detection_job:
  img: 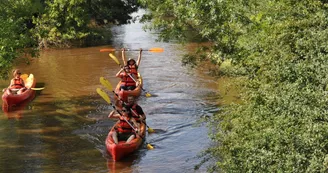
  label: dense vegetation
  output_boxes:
[0,0,140,79]
[139,0,328,172]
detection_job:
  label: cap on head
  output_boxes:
[127,58,136,64]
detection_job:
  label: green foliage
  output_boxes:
[32,0,141,48]
[88,0,140,25]
[140,0,328,172]
[33,0,90,48]
[0,0,39,79]
[0,0,140,79]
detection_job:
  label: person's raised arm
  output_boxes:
[122,48,127,66]
[136,48,142,67]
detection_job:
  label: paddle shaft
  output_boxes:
[99,77,152,131]
[109,53,151,96]
[97,88,145,139]
[121,67,149,94]
[115,108,146,141]
[107,99,145,140]
[100,47,163,53]
[2,87,44,92]
[125,71,150,94]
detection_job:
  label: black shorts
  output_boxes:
[120,85,136,91]
[117,132,135,141]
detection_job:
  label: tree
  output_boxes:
[0,0,40,79]
[0,0,141,79]
[139,0,328,172]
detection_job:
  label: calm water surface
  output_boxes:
[0,10,219,173]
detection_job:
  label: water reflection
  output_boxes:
[0,9,219,173]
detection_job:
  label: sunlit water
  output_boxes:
[0,10,219,173]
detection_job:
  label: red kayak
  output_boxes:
[115,73,143,102]
[2,74,36,112]
[106,120,146,161]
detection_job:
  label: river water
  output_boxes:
[0,10,219,173]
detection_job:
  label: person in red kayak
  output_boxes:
[116,65,138,91]
[108,106,141,144]
[3,69,26,95]
[126,95,146,124]
[122,48,142,78]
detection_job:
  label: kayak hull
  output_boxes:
[106,120,146,161]
[2,74,36,112]
[115,73,143,102]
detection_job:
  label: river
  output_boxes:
[0,10,219,173]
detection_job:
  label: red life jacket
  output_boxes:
[128,64,138,78]
[120,72,136,86]
[116,116,134,133]
[11,78,24,89]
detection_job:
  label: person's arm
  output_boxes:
[108,110,120,119]
[9,79,14,88]
[116,69,124,77]
[136,105,146,120]
[122,48,127,66]
[136,48,142,67]
[131,118,140,133]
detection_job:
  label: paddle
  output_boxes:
[29,87,45,90]
[2,87,45,92]
[96,88,154,149]
[100,77,155,133]
[3,73,45,92]
[109,53,152,97]
[100,47,164,53]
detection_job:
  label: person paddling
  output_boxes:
[3,69,26,95]
[126,95,146,123]
[116,65,138,91]
[108,106,141,144]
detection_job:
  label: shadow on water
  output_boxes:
[0,92,121,172]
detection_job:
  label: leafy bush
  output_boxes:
[139,0,328,172]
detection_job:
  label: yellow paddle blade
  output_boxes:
[147,127,155,133]
[100,77,113,91]
[109,53,121,66]
[96,88,111,104]
[149,48,164,53]
[145,92,152,97]
[20,74,28,80]
[147,143,154,150]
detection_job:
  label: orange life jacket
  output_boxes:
[120,72,136,86]
[128,64,138,78]
[11,78,24,89]
[116,116,134,133]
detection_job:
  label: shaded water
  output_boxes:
[0,10,219,173]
